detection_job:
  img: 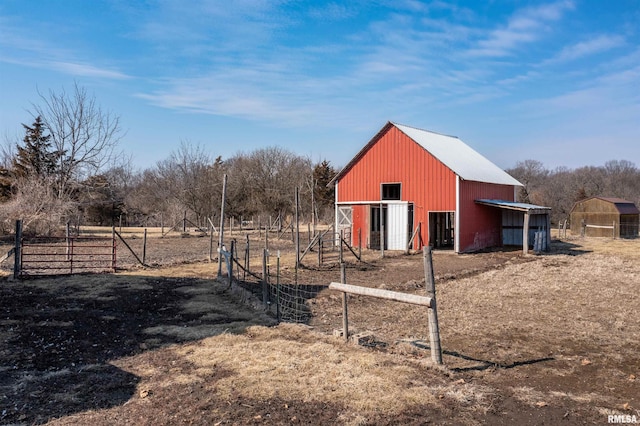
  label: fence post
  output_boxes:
[112,227,117,271]
[423,246,443,365]
[13,220,22,279]
[262,248,269,307]
[276,250,281,323]
[217,174,228,277]
[229,240,235,288]
[244,234,250,281]
[143,228,148,265]
[66,221,71,260]
[341,262,348,342]
[358,228,362,261]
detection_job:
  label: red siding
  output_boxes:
[458,181,514,252]
[338,126,457,249]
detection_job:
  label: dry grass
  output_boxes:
[5,234,640,424]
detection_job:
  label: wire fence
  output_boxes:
[224,231,360,324]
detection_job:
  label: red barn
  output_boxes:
[333,122,548,253]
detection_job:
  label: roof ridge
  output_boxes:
[392,122,459,140]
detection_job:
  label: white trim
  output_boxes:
[455,175,460,253]
[334,182,339,247]
[336,200,409,205]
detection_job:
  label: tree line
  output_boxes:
[2,84,638,235]
[507,159,640,224]
[0,84,337,235]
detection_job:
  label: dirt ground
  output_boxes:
[0,231,638,425]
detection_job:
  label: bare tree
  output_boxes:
[31,82,123,200]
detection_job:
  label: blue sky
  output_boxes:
[1,0,639,171]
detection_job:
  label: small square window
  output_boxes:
[381,183,401,200]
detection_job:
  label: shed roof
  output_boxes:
[576,197,640,215]
[332,122,522,187]
[475,199,551,214]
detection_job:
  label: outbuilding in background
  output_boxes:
[570,197,640,238]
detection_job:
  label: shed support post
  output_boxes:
[523,212,530,255]
[545,214,551,251]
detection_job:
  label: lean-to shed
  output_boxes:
[570,197,640,238]
[332,122,551,253]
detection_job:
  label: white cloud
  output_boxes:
[49,61,131,80]
[551,35,626,63]
[467,0,575,57]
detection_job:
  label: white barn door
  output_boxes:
[386,203,408,250]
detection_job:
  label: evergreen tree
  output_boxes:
[12,116,58,179]
[313,159,337,208]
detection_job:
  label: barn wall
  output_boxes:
[337,126,457,249]
[458,181,515,252]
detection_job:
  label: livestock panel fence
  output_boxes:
[8,220,116,277]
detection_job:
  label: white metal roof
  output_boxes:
[393,123,523,187]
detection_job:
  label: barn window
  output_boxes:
[381,183,401,200]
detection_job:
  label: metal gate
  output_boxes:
[18,235,116,276]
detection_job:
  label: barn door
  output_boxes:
[337,206,352,241]
[386,203,408,250]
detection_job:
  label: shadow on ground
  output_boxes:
[405,340,555,372]
[0,274,274,425]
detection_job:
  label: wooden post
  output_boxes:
[522,212,530,255]
[423,246,443,365]
[318,236,323,267]
[276,250,281,323]
[66,221,71,260]
[545,214,551,251]
[142,228,147,265]
[217,174,228,277]
[358,228,362,261]
[295,187,300,269]
[613,220,616,239]
[13,220,22,279]
[244,234,250,281]
[262,248,269,307]
[339,229,344,263]
[182,211,187,233]
[111,227,116,271]
[228,240,235,287]
[209,222,214,262]
[380,203,384,258]
[341,262,348,342]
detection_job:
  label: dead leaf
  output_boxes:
[454,378,465,385]
[535,401,548,407]
[254,415,262,420]
[139,389,151,398]
[629,374,636,381]
[580,359,591,366]
[623,402,631,411]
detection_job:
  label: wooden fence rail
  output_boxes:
[328,246,443,365]
[328,283,432,307]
